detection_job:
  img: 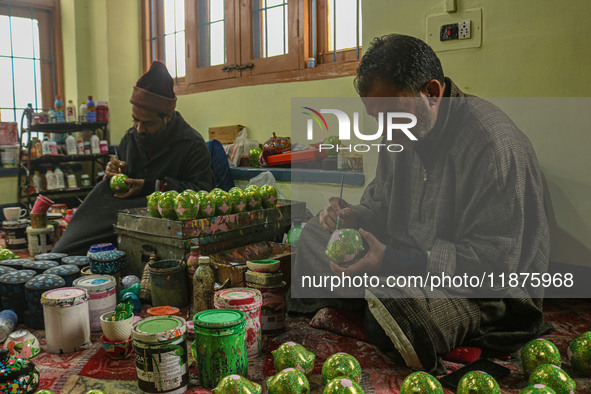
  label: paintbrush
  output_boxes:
[336,174,345,230]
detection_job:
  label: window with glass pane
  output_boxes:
[252,0,288,59]
[198,0,225,67]
[153,0,185,78]
[327,0,362,52]
[0,13,46,124]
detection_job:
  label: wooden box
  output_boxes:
[208,125,244,144]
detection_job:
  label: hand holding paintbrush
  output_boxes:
[319,175,358,232]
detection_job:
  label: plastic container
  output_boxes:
[83,141,91,154]
[45,169,57,190]
[0,310,18,342]
[99,140,109,154]
[132,316,189,393]
[214,287,263,357]
[26,225,54,256]
[149,259,188,308]
[54,167,65,189]
[44,264,81,287]
[86,96,96,122]
[54,95,65,123]
[66,100,77,122]
[0,145,19,167]
[41,287,91,353]
[76,137,84,155]
[2,219,28,251]
[73,274,117,332]
[192,256,214,315]
[96,101,109,123]
[90,132,100,154]
[192,309,248,389]
[247,281,287,336]
[81,174,91,187]
[66,133,77,155]
[78,102,87,123]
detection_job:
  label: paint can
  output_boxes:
[41,287,91,354]
[132,315,188,393]
[73,275,117,332]
[213,288,262,357]
[2,220,28,251]
[149,260,188,308]
[26,225,54,257]
[248,281,288,336]
[192,309,248,389]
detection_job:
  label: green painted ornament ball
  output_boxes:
[196,191,217,218]
[229,187,247,213]
[259,184,279,208]
[244,186,263,211]
[266,368,310,394]
[215,190,233,215]
[518,384,557,394]
[158,190,179,220]
[212,374,262,394]
[210,188,224,196]
[0,249,17,260]
[110,173,129,195]
[147,191,162,217]
[34,391,56,394]
[272,341,315,377]
[457,371,500,394]
[323,377,364,394]
[567,331,591,377]
[325,229,364,265]
[399,371,443,394]
[323,136,341,157]
[249,147,263,167]
[322,353,362,384]
[521,339,562,376]
[528,364,575,394]
[84,391,107,394]
[175,190,199,220]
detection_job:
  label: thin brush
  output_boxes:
[336,174,345,230]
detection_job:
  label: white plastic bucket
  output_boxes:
[26,225,54,256]
[73,275,117,332]
[0,145,19,167]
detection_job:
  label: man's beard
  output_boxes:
[411,99,435,140]
[134,121,170,153]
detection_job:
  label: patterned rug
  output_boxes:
[27,298,591,393]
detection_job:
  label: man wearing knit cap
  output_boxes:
[53,61,214,255]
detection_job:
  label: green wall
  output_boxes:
[3,0,590,268]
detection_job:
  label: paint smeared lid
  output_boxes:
[214,288,262,309]
[41,287,88,307]
[193,309,246,329]
[132,315,186,343]
[73,275,116,292]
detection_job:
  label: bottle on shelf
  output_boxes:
[34,138,42,158]
[65,133,77,155]
[78,101,87,123]
[67,172,77,188]
[83,141,91,154]
[45,168,57,190]
[96,101,109,122]
[99,140,109,154]
[77,137,84,155]
[192,255,215,316]
[86,96,96,122]
[41,134,51,156]
[32,171,43,193]
[80,174,91,187]
[30,137,39,158]
[65,209,73,223]
[66,100,77,122]
[54,95,65,123]
[47,108,57,123]
[90,132,100,154]
[49,140,58,155]
[54,166,65,189]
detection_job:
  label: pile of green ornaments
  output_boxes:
[0,247,18,261]
[146,184,279,221]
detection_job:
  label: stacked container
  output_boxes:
[0,270,36,322]
[73,275,117,332]
[24,273,65,329]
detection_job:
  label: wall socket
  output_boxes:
[427,8,482,52]
[459,20,471,39]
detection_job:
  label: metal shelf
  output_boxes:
[29,153,110,164]
[27,122,108,133]
[30,187,94,197]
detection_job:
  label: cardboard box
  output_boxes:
[0,122,18,145]
[208,125,244,144]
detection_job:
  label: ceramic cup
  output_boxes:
[100,311,134,342]
[3,207,27,221]
[3,329,41,359]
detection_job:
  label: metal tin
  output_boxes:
[0,258,29,270]
[214,288,262,357]
[0,266,16,276]
[2,219,29,251]
[25,273,66,307]
[34,252,67,264]
[73,275,117,332]
[22,260,58,275]
[193,309,248,389]
[245,270,283,286]
[62,255,90,269]
[26,226,54,257]
[248,281,288,336]
[0,270,37,298]
[89,250,127,274]
[149,260,188,308]
[131,316,188,393]
[44,264,81,287]
[41,287,91,354]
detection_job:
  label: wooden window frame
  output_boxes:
[0,0,64,112]
[142,0,360,94]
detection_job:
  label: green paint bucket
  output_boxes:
[131,315,188,393]
[192,309,248,389]
[149,260,188,308]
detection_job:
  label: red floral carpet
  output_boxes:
[28,298,591,393]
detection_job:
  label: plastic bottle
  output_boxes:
[90,132,100,154]
[32,171,43,193]
[34,138,42,157]
[47,108,57,123]
[49,140,58,155]
[83,141,91,154]
[0,310,18,343]
[54,95,65,122]
[287,221,304,248]
[77,137,84,155]
[66,133,77,155]
[86,96,96,122]
[80,174,91,187]
[99,140,109,154]
[45,168,57,190]
[192,256,215,315]
[24,103,34,128]
[67,172,77,188]
[30,137,39,158]
[41,135,51,155]
[96,101,109,122]
[65,209,73,223]
[54,166,65,189]
[66,100,77,122]
[78,101,87,123]
[186,245,200,280]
